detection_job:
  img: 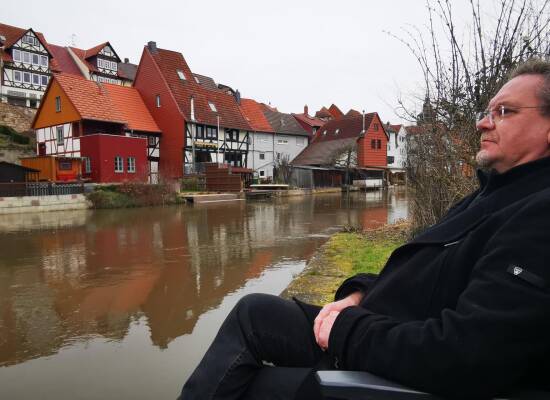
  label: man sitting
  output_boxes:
[180,59,550,399]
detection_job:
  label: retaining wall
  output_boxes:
[0,194,91,214]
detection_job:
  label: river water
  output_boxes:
[0,189,407,399]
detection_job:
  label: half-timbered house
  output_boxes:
[0,23,53,108]
[133,41,252,178]
[31,73,161,183]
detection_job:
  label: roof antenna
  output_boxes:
[70,33,76,47]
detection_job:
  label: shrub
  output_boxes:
[86,190,137,209]
[86,182,177,208]
[0,125,30,145]
[181,176,205,192]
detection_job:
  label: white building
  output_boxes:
[386,123,408,182]
[0,23,52,108]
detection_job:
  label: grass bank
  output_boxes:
[86,183,185,209]
[280,221,409,305]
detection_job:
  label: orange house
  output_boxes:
[31,73,161,183]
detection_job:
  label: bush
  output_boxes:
[181,176,205,191]
[0,124,30,145]
[86,182,177,209]
[86,190,137,209]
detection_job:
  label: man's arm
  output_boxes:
[326,200,550,398]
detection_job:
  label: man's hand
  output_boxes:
[313,291,363,350]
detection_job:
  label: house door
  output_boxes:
[38,142,46,156]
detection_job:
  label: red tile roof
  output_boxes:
[291,113,380,166]
[292,113,325,128]
[315,107,333,119]
[147,47,251,131]
[315,113,376,142]
[328,104,344,118]
[84,42,110,58]
[346,109,362,117]
[68,47,96,72]
[103,84,161,133]
[239,98,274,133]
[53,73,160,133]
[386,124,403,133]
[49,44,83,76]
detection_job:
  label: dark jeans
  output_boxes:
[180,293,335,399]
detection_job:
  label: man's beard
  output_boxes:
[476,149,493,168]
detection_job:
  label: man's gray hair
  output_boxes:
[509,58,550,117]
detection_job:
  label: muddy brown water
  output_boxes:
[0,189,407,399]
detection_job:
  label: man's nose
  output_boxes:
[476,114,494,131]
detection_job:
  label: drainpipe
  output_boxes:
[362,109,365,133]
[217,114,220,165]
[190,96,195,173]
[0,45,4,103]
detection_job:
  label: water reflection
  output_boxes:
[0,189,408,399]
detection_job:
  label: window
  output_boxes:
[115,156,124,173]
[322,130,327,136]
[83,157,91,173]
[32,54,39,65]
[277,139,288,145]
[40,55,48,67]
[41,75,48,86]
[32,74,40,85]
[194,76,200,83]
[373,123,379,131]
[56,126,64,145]
[127,157,136,173]
[196,125,204,139]
[156,95,161,108]
[206,126,217,139]
[59,160,72,170]
[377,139,381,149]
[259,170,265,177]
[334,129,340,135]
[371,139,376,149]
[259,153,265,160]
[23,51,30,64]
[13,49,21,62]
[13,71,21,82]
[177,70,186,80]
[55,96,61,112]
[23,72,31,83]
[208,101,217,112]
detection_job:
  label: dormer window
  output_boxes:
[334,129,340,135]
[322,130,327,136]
[194,76,200,83]
[156,95,161,108]
[208,102,217,112]
[177,70,186,80]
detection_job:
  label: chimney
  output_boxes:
[234,89,241,105]
[124,57,129,63]
[304,105,308,115]
[147,41,157,53]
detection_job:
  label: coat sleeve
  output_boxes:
[327,198,550,398]
[334,273,378,301]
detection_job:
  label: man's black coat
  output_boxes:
[327,157,550,398]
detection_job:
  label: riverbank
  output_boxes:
[280,220,409,305]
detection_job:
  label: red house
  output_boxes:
[132,41,252,179]
[291,112,388,183]
[31,73,161,183]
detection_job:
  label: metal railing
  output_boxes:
[0,182,85,197]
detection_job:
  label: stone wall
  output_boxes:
[0,194,91,214]
[0,102,36,133]
[0,147,35,164]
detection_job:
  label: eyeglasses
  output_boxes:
[476,105,544,125]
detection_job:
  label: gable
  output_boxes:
[33,79,81,129]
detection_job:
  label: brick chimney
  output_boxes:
[124,57,129,63]
[304,104,308,115]
[147,41,157,53]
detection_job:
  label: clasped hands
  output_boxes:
[313,291,363,350]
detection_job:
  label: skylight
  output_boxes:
[177,70,186,80]
[194,76,200,83]
[208,102,217,112]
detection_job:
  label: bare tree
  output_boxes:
[328,142,358,188]
[274,154,293,184]
[393,0,550,234]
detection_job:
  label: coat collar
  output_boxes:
[410,156,550,245]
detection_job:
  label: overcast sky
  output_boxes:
[4,0,480,123]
